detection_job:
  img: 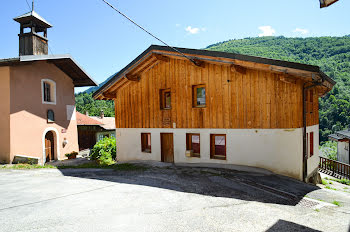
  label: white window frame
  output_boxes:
[41,79,56,105]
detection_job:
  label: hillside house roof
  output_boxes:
[0,54,97,87]
[93,45,335,100]
[76,112,103,126]
[329,130,350,141]
[90,116,116,130]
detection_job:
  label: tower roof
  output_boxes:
[13,11,52,29]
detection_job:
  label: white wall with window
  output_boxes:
[41,79,56,105]
[96,131,116,142]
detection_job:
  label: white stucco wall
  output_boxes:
[337,141,349,164]
[116,128,310,180]
[306,124,320,177]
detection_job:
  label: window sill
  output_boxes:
[193,105,206,108]
[43,101,56,105]
[161,108,171,110]
[210,155,226,160]
[142,150,151,153]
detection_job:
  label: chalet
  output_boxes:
[77,111,116,150]
[329,129,350,164]
[93,45,335,182]
[0,9,96,164]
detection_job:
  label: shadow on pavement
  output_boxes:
[57,164,320,206]
[266,220,321,232]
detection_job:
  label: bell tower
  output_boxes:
[13,3,52,56]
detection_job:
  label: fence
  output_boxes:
[319,157,350,179]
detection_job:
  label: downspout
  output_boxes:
[302,76,325,182]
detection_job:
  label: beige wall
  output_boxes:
[9,61,79,164]
[0,67,11,163]
[116,127,305,180]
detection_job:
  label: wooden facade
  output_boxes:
[113,57,320,129]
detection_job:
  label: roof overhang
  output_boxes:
[14,11,53,28]
[320,0,339,8]
[93,45,336,100]
[0,54,97,87]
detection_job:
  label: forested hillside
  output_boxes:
[207,36,350,142]
[76,36,350,142]
[75,92,115,117]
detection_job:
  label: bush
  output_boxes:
[90,137,116,165]
[320,141,337,160]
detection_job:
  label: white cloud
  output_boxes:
[185,26,200,34]
[293,28,309,35]
[258,26,276,37]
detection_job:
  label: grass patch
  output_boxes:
[1,162,148,171]
[325,185,337,191]
[314,209,320,212]
[332,200,341,206]
[57,162,148,171]
[321,179,328,185]
[0,164,56,169]
[331,178,350,186]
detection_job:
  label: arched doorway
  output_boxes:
[45,131,55,162]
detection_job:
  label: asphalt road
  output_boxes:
[0,165,349,232]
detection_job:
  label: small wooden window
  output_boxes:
[47,109,55,123]
[141,133,151,153]
[310,132,314,157]
[193,85,206,107]
[160,89,171,110]
[210,134,226,160]
[186,133,200,157]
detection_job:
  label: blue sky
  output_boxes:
[2,0,349,92]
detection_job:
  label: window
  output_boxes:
[210,134,226,160]
[47,109,55,123]
[141,133,151,153]
[309,89,314,113]
[310,132,314,157]
[160,89,171,109]
[193,85,206,107]
[41,79,56,105]
[186,133,200,157]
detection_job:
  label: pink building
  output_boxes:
[0,9,96,164]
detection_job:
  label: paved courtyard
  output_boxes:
[0,164,349,232]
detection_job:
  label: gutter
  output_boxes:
[302,76,325,182]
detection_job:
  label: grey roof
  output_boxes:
[336,130,350,139]
[90,117,116,130]
[329,130,350,141]
[0,55,97,87]
[14,10,52,28]
[329,134,343,141]
[93,45,336,99]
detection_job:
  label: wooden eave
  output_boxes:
[93,45,335,100]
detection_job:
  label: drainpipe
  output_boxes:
[302,77,325,182]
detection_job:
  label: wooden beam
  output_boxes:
[102,93,116,99]
[192,58,205,68]
[231,64,247,75]
[279,74,297,84]
[153,54,170,63]
[125,74,140,81]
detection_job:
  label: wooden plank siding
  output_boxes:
[114,57,319,129]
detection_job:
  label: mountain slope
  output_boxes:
[207,36,350,142]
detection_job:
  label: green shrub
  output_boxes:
[320,141,337,160]
[90,137,116,165]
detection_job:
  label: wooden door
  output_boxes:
[45,131,55,162]
[160,133,174,163]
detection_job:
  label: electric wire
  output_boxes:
[100,0,198,65]
[25,0,31,11]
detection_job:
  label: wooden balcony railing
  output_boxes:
[319,157,350,180]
